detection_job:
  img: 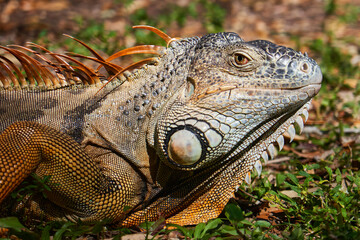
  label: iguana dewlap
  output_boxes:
[0,26,322,226]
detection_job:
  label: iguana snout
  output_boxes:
[249,39,322,91]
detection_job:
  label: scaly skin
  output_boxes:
[0,28,322,227]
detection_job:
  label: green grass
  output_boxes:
[36,17,121,56]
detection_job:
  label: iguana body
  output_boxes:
[0,26,322,227]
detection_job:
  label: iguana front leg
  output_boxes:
[0,121,136,222]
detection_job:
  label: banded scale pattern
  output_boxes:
[0,121,136,222]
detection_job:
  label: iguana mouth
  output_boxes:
[199,83,321,100]
[279,83,322,91]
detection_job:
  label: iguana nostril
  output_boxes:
[168,129,202,165]
[300,62,309,73]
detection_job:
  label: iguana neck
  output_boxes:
[81,37,200,170]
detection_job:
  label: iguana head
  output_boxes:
[126,30,322,226]
[155,32,322,171]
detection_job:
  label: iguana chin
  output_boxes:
[0,26,322,227]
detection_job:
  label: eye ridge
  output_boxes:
[234,53,250,66]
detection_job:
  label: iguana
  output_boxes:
[0,26,322,227]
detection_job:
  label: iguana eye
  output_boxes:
[234,53,250,66]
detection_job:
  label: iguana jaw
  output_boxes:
[226,99,313,191]
[166,100,314,226]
